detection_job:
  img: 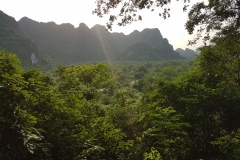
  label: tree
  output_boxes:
[93,0,190,30]
[142,57,240,159]
[0,51,133,159]
[56,63,112,90]
[186,0,240,44]
[139,105,190,159]
[197,28,240,86]
[0,50,48,159]
[54,63,134,159]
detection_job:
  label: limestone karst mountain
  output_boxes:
[0,10,186,67]
[0,11,44,67]
[18,17,184,64]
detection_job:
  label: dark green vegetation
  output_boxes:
[1,46,240,159]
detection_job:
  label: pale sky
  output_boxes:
[1,0,205,50]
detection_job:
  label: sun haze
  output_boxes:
[1,0,203,50]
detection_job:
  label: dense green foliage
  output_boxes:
[1,43,240,159]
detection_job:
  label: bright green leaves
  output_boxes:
[52,62,132,159]
[144,147,162,160]
[140,106,190,159]
[0,50,26,106]
[56,63,112,90]
[0,50,23,75]
[82,116,128,159]
[56,63,114,105]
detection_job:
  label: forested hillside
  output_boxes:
[0,11,45,68]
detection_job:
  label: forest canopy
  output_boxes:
[1,46,240,159]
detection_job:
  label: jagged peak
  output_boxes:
[129,30,140,35]
[59,23,75,32]
[79,22,87,26]
[19,16,32,21]
[163,38,169,43]
[132,30,140,33]
[141,28,163,36]
[18,17,40,25]
[78,23,89,30]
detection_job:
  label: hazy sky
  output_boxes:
[1,0,205,50]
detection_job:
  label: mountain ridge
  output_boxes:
[175,48,198,59]
[18,16,185,64]
[0,10,191,67]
